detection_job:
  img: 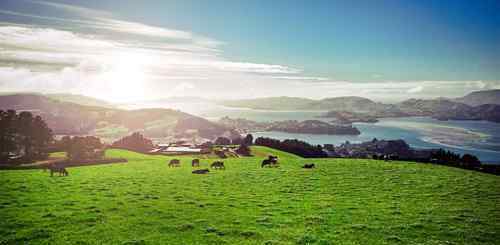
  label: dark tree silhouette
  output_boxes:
[231,137,244,145]
[244,134,254,145]
[0,110,53,162]
[0,110,18,161]
[460,154,481,169]
[235,144,251,156]
[214,137,231,145]
[255,137,327,158]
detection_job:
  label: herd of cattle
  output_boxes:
[45,154,316,176]
[168,155,315,174]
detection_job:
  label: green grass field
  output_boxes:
[1,146,499,244]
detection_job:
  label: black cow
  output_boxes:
[302,163,315,169]
[211,161,225,170]
[192,169,210,174]
[261,155,279,168]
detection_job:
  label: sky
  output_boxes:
[0,0,499,102]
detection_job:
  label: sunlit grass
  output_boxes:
[0,147,499,244]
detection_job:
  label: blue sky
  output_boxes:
[0,0,499,102]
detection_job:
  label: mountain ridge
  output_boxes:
[219,90,500,123]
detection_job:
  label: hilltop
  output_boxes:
[220,96,316,110]
[0,147,498,244]
[0,94,238,142]
[455,89,500,106]
[46,93,117,109]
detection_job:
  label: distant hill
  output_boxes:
[220,96,398,113]
[218,117,361,135]
[220,96,315,110]
[46,93,116,108]
[220,90,500,123]
[455,89,500,106]
[0,94,238,142]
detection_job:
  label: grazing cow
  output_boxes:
[261,155,279,168]
[192,169,210,174]
[48,165,68,176]
[383,154,399,162]
[302,163,315,169]
[211,161,225,170]
[192,159,200,167]
[168,159,181,167]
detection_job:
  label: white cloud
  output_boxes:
[272,76,330,81]
[172,82,195,93]
[407,85,423,93]
[0,23,301,102]
[29,0,114,18]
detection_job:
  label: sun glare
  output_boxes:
[99,52,150,102]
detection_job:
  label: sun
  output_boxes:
[99,52,151,102]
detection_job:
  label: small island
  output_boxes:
[317,111,379,124]
[218,117,361,135]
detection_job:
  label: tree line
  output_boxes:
[254,137,327,158]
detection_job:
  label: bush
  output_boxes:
[235,144,251,156]
[62,136,104,161]
[111,132,154,152]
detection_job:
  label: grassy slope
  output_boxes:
[0,147,499,244]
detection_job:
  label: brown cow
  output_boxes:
[192,159,200,167]
[48,164,69,176]
[168,159,180,167]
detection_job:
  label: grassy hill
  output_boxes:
[0,147,499,244]
[46,93,117,109]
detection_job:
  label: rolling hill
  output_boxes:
[0,147,498,244]
[455,89,500,106]
[0,94,238,142]
[46,93,117,109]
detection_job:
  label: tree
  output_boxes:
[111,132,154,152]
[255,137,327,158]
[244,134,254,145]
[65,136,104,161]
[231,137,244,145]
[460,154,481,169]
[214,137,231,145]
[235,144,251,156]
[0,110,18,161]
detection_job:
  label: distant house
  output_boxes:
[164,146,202,153]
[149,142,206,154]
